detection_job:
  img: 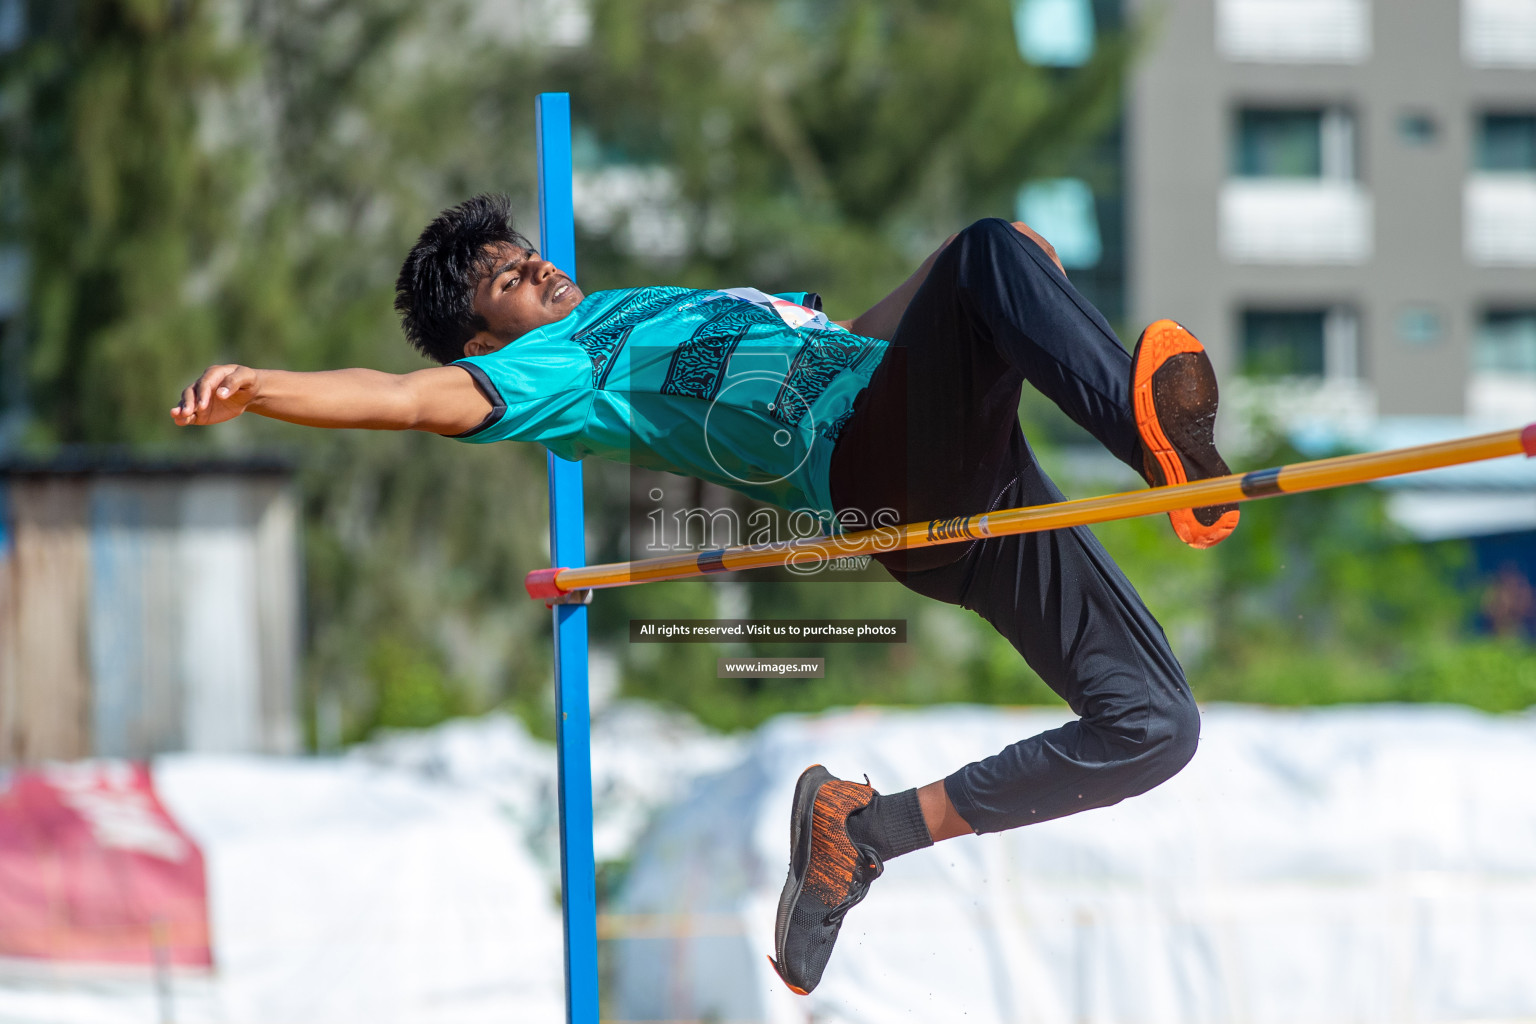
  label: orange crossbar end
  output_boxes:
[1522,423,1536,457]
[525,567,567,600]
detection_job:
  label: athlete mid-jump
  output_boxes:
[174,193,1237,993]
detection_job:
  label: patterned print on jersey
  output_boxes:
[772,332,874,428]
[572,287,694,385]
[659,299,790,400]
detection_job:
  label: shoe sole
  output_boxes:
[769,765,871,996]
[1132,320,1240,549]
[771,765,827,993]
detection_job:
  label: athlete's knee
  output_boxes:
[954,217,1059,277]
[1146,686,1201,785]
[1085,676,1200,787]
[954,217,1015,248]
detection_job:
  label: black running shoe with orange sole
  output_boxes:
[769,765,882,995]
[1131,319,1240,549]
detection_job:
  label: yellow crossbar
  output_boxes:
[525,423,1536,600]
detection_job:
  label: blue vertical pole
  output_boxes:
[537,92,599,1024]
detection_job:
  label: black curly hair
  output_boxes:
[394,193,535,364]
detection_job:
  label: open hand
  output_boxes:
[171,364,259,426]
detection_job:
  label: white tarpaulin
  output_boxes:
[0,702,742,1024]
[609,703,1536,1024]
[0,755,566,1024]
[353,701,745,872]
[9,702,1536,1024]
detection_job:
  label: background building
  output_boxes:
[1128,0,1536,427]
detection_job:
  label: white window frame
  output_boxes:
[1218,0,1371,64]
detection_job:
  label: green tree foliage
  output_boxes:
[8,1,1524,745]
[557,0,1133,313]
[4,0,247,444]
[5,0,560,743]
[217,2,560,743]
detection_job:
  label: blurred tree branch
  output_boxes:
[3,0,559,744]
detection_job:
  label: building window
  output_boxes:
[1234,108,1355,180]
[1466,112,1536,266]
[1241,307,1358,378]
[1242,310,1326,376]
[1477,113,1536,172]
[1013,0,1095,67]
[1463,0,1536,68]
[1015,178,1102,268]
[1468,308,1536,421]
[1475,310,1536,375]
[1223,108,1369,264]
[1217,0,1369,64]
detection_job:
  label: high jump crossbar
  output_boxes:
[527,423,1536,600]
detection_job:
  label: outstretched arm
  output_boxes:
[170,364,492,436]
[834,221,1064,341]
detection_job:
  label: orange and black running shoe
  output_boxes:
[1131,319,1240,549]
[769,765,882,995]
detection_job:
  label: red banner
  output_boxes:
[0,761,212,967]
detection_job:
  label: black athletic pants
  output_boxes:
[828,218,1200,834]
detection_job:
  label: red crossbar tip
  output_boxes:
[1523,423,1536,458]
[524,567,567,600]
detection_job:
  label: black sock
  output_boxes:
[846,787,933,862]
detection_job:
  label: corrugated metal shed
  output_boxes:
[0,455,300,762]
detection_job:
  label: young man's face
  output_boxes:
[464,242,585,357]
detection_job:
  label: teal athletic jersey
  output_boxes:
[452,286,889,516]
